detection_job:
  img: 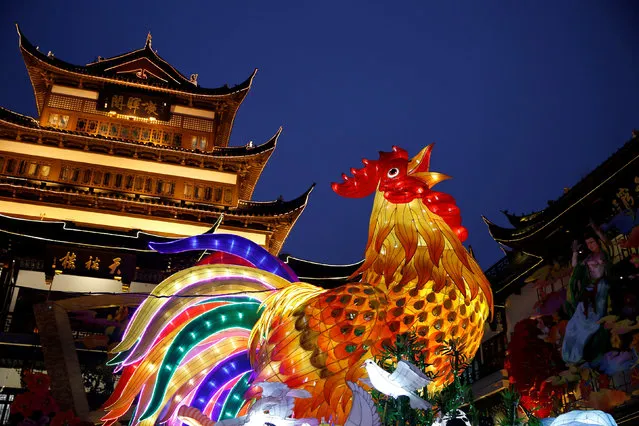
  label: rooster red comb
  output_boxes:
[332,145,469,242]
[331,145,439,198]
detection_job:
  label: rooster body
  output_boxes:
[103,145,492,426]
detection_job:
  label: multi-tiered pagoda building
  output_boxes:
[0,27,311,418]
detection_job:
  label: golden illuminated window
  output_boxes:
[26,162,38,176]
[134,176,144,191]
[184,183,194,198]
[190,136,207,151]
[151,129,161,143]
[224,189,233,204]
[48,113,70,129]
[40,165,50,178]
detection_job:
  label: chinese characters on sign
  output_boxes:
[611,177,639,214]
[48,245,135,283]
[97,87,171,121]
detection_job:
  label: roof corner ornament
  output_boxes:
[246,140,254,149]
[189,73,199,86]
[47,51,54,58]
[632,129,638,139]
[145,31,152,48]
[97,56,104,62]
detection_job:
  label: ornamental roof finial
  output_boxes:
[145,31,152,48]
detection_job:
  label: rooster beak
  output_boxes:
[410,171,452,189]
[407,144,434,175]
[407,145,452,188]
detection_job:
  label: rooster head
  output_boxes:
[331,145,451,204]
[332,145,468,242]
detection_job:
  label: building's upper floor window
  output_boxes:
[48,113,69,129]
[191,136,207,151]
[0,156,51,180]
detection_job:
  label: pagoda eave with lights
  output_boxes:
[0,26,312,256]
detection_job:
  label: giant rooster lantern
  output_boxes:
[102,145,492,425]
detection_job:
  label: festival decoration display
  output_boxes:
[543,409,617,426]
[103,145,492,425]
[509,214,639,417]
[344,381,381,426]
[431,409,471,426]
[10,371,82,426]
[362,359,432,410]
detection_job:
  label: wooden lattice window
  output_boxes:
[48,94,83,111]
[183,116,214,132]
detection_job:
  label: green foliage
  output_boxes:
[431,339,474,419]
[496,386,542,426]
[372,332,436,425]
[372,335,482,425]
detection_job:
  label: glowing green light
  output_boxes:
[219,372,252,420]
[139,302,260,421]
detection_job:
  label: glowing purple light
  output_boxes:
[149,234,298,282]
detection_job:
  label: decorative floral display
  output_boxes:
[9,372,81,426]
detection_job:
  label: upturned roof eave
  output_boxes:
[483,132,639,248]
[16,24,255,99]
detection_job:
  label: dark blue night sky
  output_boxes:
[1,1,638,269]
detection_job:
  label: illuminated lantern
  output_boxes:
[104,146,492,426]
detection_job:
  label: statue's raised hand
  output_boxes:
[571,240,581,253]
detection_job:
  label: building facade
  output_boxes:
[473,131,639,422]
[0,27,311,420]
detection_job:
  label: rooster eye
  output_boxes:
[387,168,399,178]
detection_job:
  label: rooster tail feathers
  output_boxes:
[104,264,294,425]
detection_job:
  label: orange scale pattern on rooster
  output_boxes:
[104,144,492,426]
